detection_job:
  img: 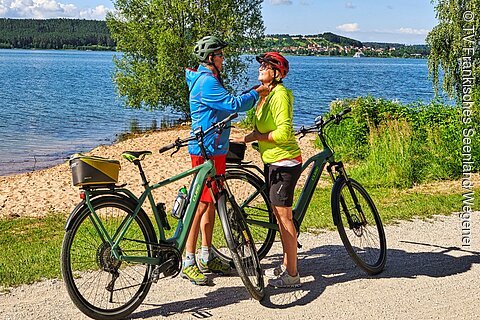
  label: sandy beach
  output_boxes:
[0,126,323,218]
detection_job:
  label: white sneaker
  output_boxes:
[264,264,286,279]
[267,270,301,288]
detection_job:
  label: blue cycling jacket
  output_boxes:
[186,65,259,156]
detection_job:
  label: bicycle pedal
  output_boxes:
[150,266,161,283]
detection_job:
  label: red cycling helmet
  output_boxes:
[256,52,289,78]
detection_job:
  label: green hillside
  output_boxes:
[0,18,428,57]
[0,18,115,50]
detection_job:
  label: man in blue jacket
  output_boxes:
[182,35,269,285]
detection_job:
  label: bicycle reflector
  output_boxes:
[79,191,86,200]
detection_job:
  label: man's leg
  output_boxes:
[182,201,209,285]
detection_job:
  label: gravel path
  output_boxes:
[1,213,479,320]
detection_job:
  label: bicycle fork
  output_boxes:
[327,161,368,229]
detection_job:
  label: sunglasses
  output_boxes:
[259,62,272,70]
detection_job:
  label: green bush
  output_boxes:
[239,108,256,129]
[323,96,479,188]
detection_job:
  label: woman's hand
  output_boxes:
[231,137,246,144]
[232,129,272,145]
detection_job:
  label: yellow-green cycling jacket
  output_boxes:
[254,84,301,164]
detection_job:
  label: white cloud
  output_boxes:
[269,0,292,5]
[398,27,430,35]
[79,5,109,20]
[336,23,359,32]
[0,0,111,19]
[345,2,356,9]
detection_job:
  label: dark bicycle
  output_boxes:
[212,107,387,275]
[61,113,264,320]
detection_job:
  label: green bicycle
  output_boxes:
[61,113,264,320]
[213,107,387,275]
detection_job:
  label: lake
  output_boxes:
[0,50,441,176]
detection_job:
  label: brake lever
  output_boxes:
[298,132,306,140]
[170,145,180,157]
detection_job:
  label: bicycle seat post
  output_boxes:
[133,159,149,187]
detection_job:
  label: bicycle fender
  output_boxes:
[331,177,345,226]
[64,193,138,231]
[216,193,236,250]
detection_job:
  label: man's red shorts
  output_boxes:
[190,154,226,203]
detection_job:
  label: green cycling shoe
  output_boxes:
[197,256,232,275]
[181,264,208,285]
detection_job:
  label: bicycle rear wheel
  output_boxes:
[217,192,265,301]
[212,170,276,262]
[331,178,387,275]
[61,196,157,320]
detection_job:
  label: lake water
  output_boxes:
[0,50,441,176]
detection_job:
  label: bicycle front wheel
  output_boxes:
[217,192,265,301]
[61,196,157,320]
[331,178,387,275]
[212,170,276,262]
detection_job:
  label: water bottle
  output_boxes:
[172,186,188,219]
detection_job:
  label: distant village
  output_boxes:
[245,35,428,58]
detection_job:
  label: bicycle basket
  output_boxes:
[69,154,120,186]
[226,142,246,163]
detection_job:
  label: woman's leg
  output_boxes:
[273,205,297,276]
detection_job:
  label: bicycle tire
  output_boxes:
[331,178,387,275]
[217,192,265,300]
[212,170,276,262]
[61,196,157,320]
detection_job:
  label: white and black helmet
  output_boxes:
[193,35,228,62]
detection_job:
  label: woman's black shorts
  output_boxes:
[264,163,302,207]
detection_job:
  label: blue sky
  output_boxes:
[0,0,437,44]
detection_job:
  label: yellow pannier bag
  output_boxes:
[69,154,120,186]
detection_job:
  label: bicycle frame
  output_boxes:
[228,144,340,232]
[74,159,216,265]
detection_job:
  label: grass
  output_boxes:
[300,186,470,232]
[0,214,65,289]
[1,182,476,289]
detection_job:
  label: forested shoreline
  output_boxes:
[0,18,115,50]
[0,18,429,56]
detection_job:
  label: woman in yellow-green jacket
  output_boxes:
[236,52,302,288]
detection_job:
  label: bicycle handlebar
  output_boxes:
[295,107,351,136]
[159,112,238,154]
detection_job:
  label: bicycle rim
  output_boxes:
[61,198,156,320]
[212,171,275,262]
[333,178,387,275]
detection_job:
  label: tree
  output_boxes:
[106,0,264,117]
[427,0,479,111]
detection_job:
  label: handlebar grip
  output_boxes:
[294,126,304,136]
[338,107,352,117]
[224,112,238,123]
[159,143,176,154]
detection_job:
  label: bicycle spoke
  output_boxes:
[62,198,156,319]
[334,178,386,274]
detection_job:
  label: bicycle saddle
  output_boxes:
[122,151,152,162]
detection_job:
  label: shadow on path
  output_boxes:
[132,241,480,317]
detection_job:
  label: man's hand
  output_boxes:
[255,84,271,98]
